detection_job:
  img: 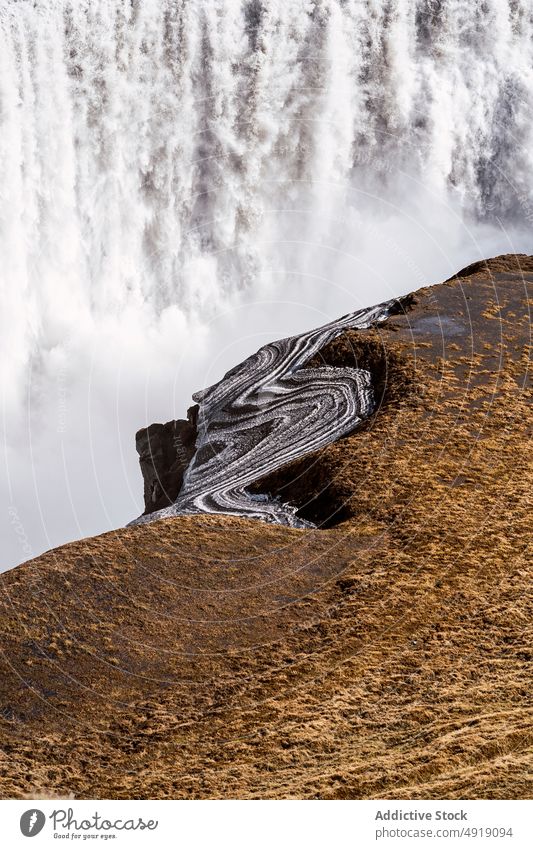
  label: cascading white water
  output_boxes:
[1,0,532,568]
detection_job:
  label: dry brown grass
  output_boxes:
[0,255,531,799]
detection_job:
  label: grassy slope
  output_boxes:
[0,255,531,799]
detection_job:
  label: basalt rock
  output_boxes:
[136,406,198,514]
[131,300,395,528]
[0,255,531,801]
[132,294,416,529]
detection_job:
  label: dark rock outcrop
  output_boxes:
[132,300,395,529]
[136,406,198,514]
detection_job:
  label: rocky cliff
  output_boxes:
[0,255,531,800]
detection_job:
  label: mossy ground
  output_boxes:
[0,256,531,799]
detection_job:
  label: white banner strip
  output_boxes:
[2,799,531,849]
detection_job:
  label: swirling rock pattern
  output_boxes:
[132,301,393,528]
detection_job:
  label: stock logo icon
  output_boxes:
[20,809,46,837]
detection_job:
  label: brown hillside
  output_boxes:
[0,255,531,799]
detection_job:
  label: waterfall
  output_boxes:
[1,0,532,567]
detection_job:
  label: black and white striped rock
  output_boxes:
[131,301,392,529]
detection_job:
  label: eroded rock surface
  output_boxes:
[132,301,396,528]
[136,406,198,514]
